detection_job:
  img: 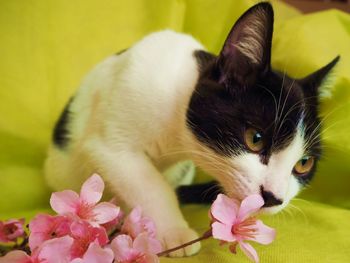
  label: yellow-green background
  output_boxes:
[0,0,349,262]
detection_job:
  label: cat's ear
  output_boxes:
[217,2,273,87]
[299,56,340,97]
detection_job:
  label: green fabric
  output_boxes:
[0,0,349,262]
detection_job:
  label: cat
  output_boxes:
[45,2,339,257]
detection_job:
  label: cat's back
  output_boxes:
[119,29,204,119]
[117,30,204,101]
[70,30,204,143]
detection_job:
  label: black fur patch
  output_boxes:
[194,50,216,71]
[177,181,220,204]
[53,98,73,149]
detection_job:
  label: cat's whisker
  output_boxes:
[275,95,304,134]
[305,103,345,144]
[283,206,295,219]
[275,68,287,127]
[305,119,345,149]
[201,184,222,201]
[288,203,309,225]
[278,78,297,124]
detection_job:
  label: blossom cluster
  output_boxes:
[0,174,276,263]
[0,174,162,263]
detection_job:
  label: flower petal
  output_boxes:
[70,221,86,239]
[91,226,109,246]
[76,243,114,263]
[121,206,142,237]
[111,234,139,262]
[122,206,156,239]
[0,250,32,263]
[50,190,79,215]
[211,194,239,225]
[29,214,71,251]
[29,214,53,233]
[38,236,74,262]
[140,216,157,239]
[128,206,142,220]
[237,194,264,222]
[71,258,83,263]
[139,253,160,263]
[239,242,259,263]
[249,220,276,245]
[101,214,122,232]
[28,214,54,251]
[80,174,104,205]
[3,219,25,241]
[92,202,120,225]
[133,233,163,254]
[211,222,236,242]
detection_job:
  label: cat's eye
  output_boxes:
[293,156,314,176]
[244,128,264,153]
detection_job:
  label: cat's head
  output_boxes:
[186,2,339,213]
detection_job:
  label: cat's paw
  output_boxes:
[160,227,201,257]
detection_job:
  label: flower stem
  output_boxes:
[157,229,212,257]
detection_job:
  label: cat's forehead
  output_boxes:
[222,71,305,134]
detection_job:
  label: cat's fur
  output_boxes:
[45,3,339,257]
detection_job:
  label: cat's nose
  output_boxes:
[260,186,283,207]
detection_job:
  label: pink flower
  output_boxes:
[121,206,156,239]
[34,235,74,262]
[111,233,162,263]
[70,243,114,263]
[70,220,109,259]
[210,194,276,263]
[102,210,124,233]
[0,236,74,263]
[0,219,25,242]
[28,214,71,251]
[50,174,120,227]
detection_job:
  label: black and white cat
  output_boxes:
[45,2,338,257]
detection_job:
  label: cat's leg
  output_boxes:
[88,142,201,257]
